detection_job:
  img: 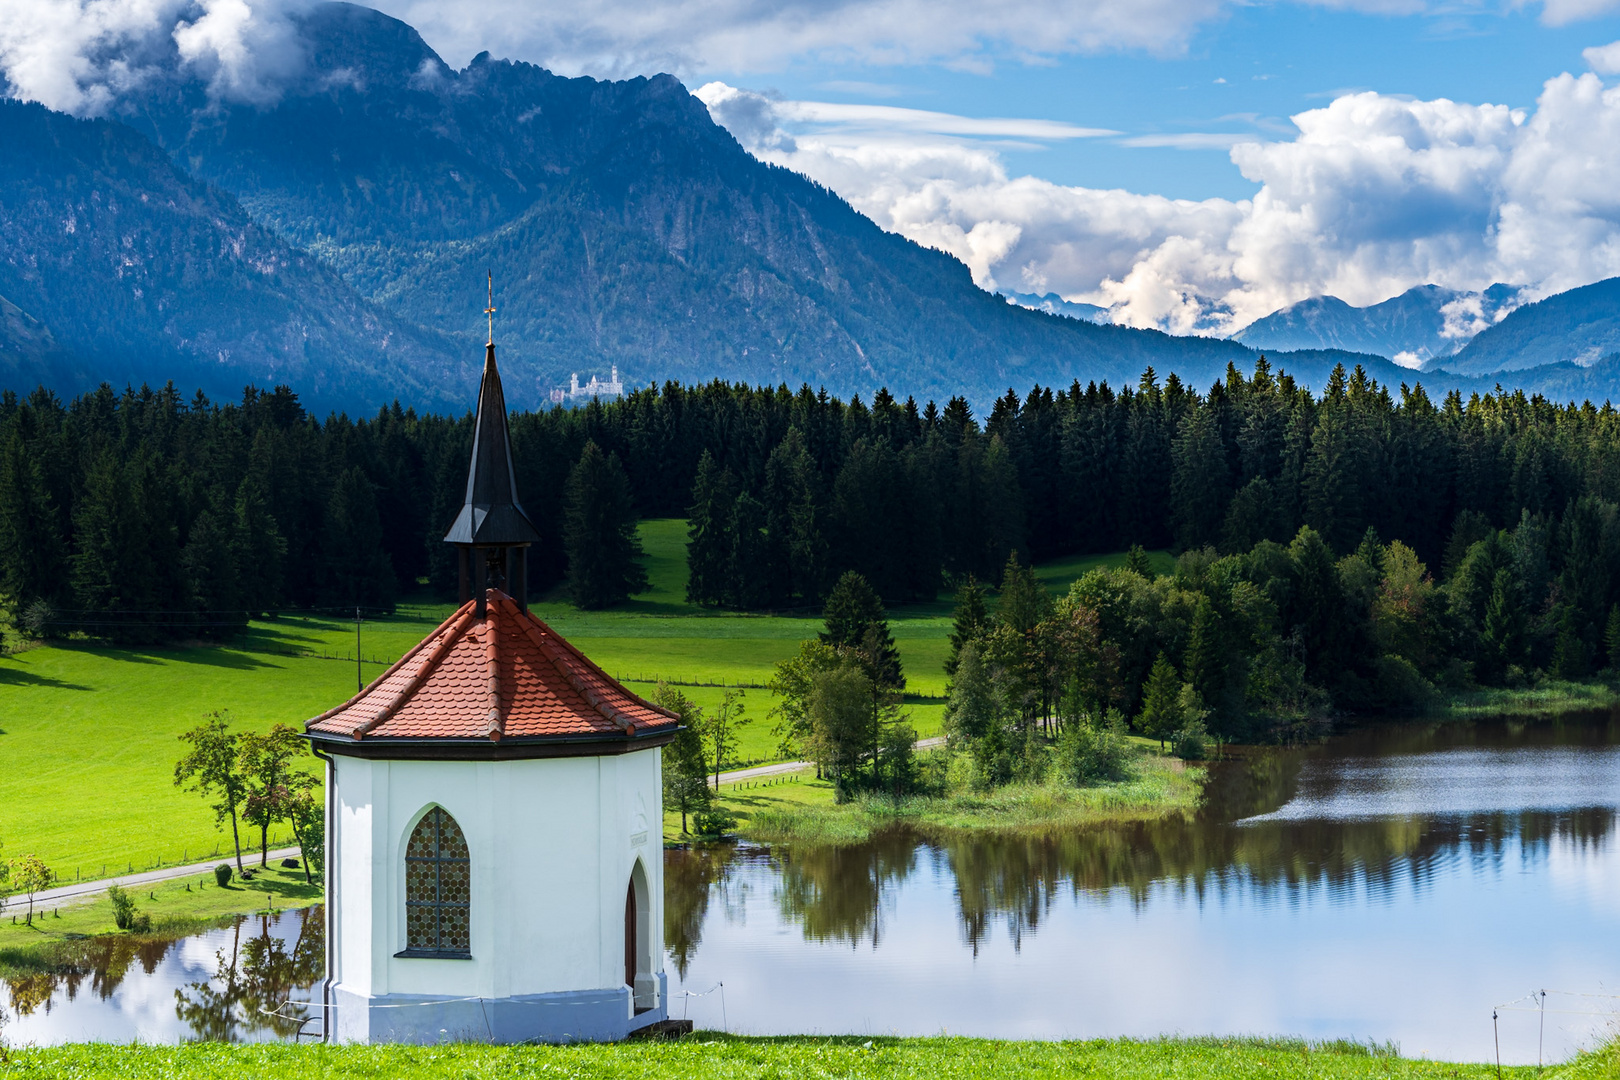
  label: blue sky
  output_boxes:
[739,4,1620,200]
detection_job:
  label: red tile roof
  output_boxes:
[307,590,679,745]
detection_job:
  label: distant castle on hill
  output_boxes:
[549,366,625,405]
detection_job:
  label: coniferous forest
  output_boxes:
[3,356,1619,738]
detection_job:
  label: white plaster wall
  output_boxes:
[330,747,664,1005]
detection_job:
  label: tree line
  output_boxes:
[4,356,1620,639]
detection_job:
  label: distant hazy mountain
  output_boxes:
[1232,284,1520,365]
[1000,291,1109,324]
[0,99,465,413]
[1440,277,1620,377]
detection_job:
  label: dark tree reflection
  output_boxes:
[175,907,324,1042]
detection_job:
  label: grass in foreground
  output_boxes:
[0,1034,1551,1078]
[666,750,1204,846]
[0,864,320,975]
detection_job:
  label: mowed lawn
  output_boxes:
[0,519,1159,884]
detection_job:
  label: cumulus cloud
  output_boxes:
[699,74,1620,334]
[0,0,311,114]
[1583,39,1620,75]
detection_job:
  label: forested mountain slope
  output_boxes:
[1443,277,1620,376]
[0,99,466,413]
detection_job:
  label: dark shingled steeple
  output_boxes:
[444,284,540,615]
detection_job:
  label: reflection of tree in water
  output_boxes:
[4,932,182,1017]
[665,844,745,979]
[175,907,324,1042]
[771,835,915,947]
[662,723,1620,961]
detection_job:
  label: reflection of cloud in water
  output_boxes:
[1241,748,1620,823]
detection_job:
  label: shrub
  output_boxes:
[1058,711,1135,785]
[692,808,738,838]
[214,863,233,887]
[106,880,139,932]
[1172,718,1209,761]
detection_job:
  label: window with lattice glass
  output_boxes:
[402,807,471,957]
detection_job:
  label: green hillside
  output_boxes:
[0,519,1163,882]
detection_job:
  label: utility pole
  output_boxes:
[356,606,363,692]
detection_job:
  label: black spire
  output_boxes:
[444,278,539,615]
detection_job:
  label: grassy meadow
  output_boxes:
[669,751,1206,845]
[0,1034,1557,1079]
[0,519,1162,886]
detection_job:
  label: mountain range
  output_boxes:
[3,1,1620,412]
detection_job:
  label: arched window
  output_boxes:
[403,807,470,957]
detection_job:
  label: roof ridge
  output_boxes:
[522,609,681,724]
[305,600,476,733]
[353,606,478,740]
[508,600,639,734]
[482,602,504,742]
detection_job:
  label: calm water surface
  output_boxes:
[7,716,1618,1059]
[2,907,322,1045]
[667,715,1620,1064]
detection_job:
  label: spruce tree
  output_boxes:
[323,465,396,610]
[945,575,988,677]
[1184,595,1225,713]
[1138,652,1183,750]
[563,441,649,610]
[685,451,735,606]
[996,551,1051,634]
[1605,604,1620,673]
[182,509,243,638]
[232,473,286,614]
[0,428,64,614]
[1479,567,1525,684]
[1125,545,1154,579]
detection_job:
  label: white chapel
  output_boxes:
[304,328,679,1043]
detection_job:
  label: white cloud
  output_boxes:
[1583,39,1620,75]
[0,0,311,114]
[700,74,1620,334]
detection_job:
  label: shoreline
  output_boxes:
[0,864,321,977]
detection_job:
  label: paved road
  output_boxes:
[22,848,303,908]
[717,736,945,784]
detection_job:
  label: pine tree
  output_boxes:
[1138,652,1183,750]
[996,550,1051,634]
[1125,544,1153,579]
[182,509,243,638]
[1551,603,1589,680]
[1170,406,1233,550]
[1184,595,1225,712]
[563,441,649,610]
[1479,567,1525,684]
[685,451,735,606]
[0,427,65,614]
[822,570,889,650]
[323,465,396,610]
[945,575,988,677]
[232,473,286,614]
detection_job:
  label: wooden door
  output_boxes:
[624,881,637,989]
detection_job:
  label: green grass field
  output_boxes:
[0,521,1163,885]
[0,1034,1559,1078]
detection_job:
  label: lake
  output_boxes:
[7,713,1619,1061]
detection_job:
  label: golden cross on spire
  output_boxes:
[485,270,496,345]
